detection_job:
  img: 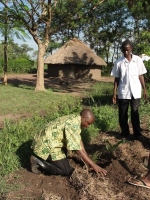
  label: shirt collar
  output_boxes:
[123,54,135,63]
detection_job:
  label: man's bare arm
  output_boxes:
[76,141,107,176]
[139,75,148,100]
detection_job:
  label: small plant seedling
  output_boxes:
[104,139,127,154]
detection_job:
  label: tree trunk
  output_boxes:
[3,1,8,86]
[3,35,8,85]
[35,44,46,91]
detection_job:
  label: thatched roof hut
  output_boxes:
[45,38,107,80]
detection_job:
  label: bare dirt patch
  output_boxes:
[1,74,150,200]
[6,73,114,97]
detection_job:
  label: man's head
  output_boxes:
[80,109,95,128]
[121,40,133,58]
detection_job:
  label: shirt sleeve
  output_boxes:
[111,61,120,77]
[65,122,82,151]
[137,57,147,75]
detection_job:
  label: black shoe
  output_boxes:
[120,132,130,138]
[134,133,143,140]
[30,155,45,174]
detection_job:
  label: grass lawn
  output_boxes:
[0,84,81,116]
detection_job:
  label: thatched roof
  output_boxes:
[44,38,107,66]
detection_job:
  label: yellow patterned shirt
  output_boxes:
[31,114,82,161]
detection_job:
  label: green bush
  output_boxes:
[81,124,99,145]
[93,106,119,132]
[144,60,150,83]
[0,59,3,73]
[81,105,119,145]
[101,62,113,76]
[8,58,34,73]
[0,58,35,74]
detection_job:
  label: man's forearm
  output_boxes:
[139,75,146,90]
[80,141,87,155]
[113,77,119,95]
[76,149,96,168]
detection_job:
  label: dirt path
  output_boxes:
[7,73,114,97]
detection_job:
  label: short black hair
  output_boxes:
[80,109,95,121]
[121,39,133,49]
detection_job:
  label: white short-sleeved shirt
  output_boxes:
[111,54,147,99]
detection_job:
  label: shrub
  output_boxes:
[101,62,113,76]
[81,124,99,145]
[8,58,34,73]
[144,60,150,83]
[92,106,119,132]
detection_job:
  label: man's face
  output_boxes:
[81,117,94,128]
[121,45,132,58]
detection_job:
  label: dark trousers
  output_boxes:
[118,98,141,136]
[35,154,74,176]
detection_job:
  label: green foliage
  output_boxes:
[0,41,36,73]
[93,106,119,132]
[83,0,131,61]
[7,58,34,73]
[83,82,113,106]
[139,98,150,118]
[90,151,100,163]
[0,59,3,73]
[126,0,150,20]
[104,139,127,154]
[0,114,49,175]
[144,60,150,83]
[82,82,119,144]
[81,124,99,145]
[101,63,113,76]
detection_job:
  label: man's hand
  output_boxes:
[92,163,107,176]
[112,95,117,104]
[76,141,107,177]
[143,90,148,100]
[112,77,119,105]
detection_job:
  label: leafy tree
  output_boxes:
[0,40,34,60]
[125,1,150,82]
[126,0,150,20]
[0,41,35,73]
[125,0,150,54]
[46,40,62,55]
[0,0,107,91]
[83,0,132,63]
[0,2,30,85]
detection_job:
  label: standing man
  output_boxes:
[111,40,147,139]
